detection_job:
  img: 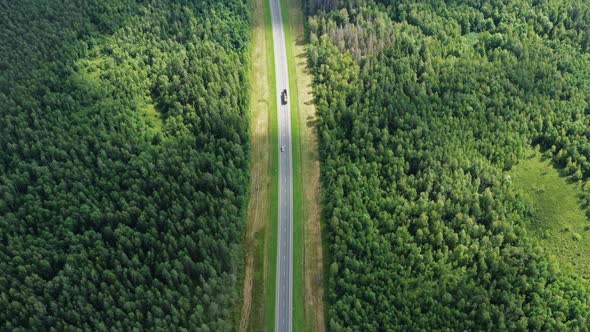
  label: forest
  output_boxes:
[306,0,590,330]
[0,0,250,330]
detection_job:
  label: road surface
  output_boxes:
[271,0,293,330]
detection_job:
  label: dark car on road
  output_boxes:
[281,89,288,105]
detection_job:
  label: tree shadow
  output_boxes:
[306,115,317,128]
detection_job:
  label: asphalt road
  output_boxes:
[270,0,293,330]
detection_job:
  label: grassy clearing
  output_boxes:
[139,102,160,128]
[510,147,590,275]
[74,56,164,139]
[240,0,278,329]
[138,99,163,134]
[280,0,325,330]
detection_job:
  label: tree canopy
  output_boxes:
[306,0,590,330]
[0,0,251,330]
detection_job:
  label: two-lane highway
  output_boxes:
[270,0,293,330]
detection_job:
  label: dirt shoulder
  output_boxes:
[240,0,275,329]
[283,0,325,330]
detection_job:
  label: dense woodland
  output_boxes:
[306,0,590,330]
[0,0,250,329]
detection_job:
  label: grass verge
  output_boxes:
[240,0,278,329]
[280,0,325,330]
[510,147,590,275]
